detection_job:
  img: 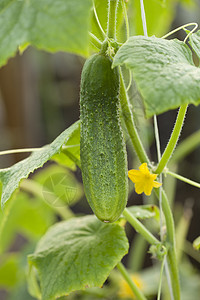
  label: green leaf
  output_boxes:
[189,30,200,59]
[0,0,92,66]
[193,236,200,251]
[127,205,159,222]
[113,36,200,117]
[0,121,80,208]
[28,215,129,300]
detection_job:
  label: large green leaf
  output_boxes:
[0,121,80,208]
[113,36,200,117]
[28,215,129,300]
[0,0,92,66]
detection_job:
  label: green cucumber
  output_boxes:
[80,51,128,223]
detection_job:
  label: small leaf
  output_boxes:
[189,30,200,59]
[0,0,92,66]
[28,215,129,300]
[0,121,80,208]
[193,236,200,251]
[127,205,159,222]
[113,36,200,117]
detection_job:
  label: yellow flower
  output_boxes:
[128,163,162,196]
[118,274,144,299]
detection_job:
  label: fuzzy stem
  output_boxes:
[0,147,41,156]
[121,0,130,39]
[107,0,118,39]
[154,189,180,300]
[155,104,188,175]
[117,262,147,300]
[89,32,102,49]
[119,69,149,163]
[93,1,107,40]
[123,208,160,245]
[166,170,200,189]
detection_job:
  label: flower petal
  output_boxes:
[153,181,162,188]
[128,170,143,183]
[139,163,150,175]
[143,182,153,196]
[135,182,145,194]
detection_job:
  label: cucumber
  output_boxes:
[80,51,128,223]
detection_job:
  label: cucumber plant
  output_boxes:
[0,1,200,300]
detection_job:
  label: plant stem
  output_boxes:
[62,149,81,169]
[93,1,107,40]
[117,262,147,300]
[107,0,118,39]
[166,170,200,189]
[157,256,166,300]
[121,0,129,39]
[155,104,188,174]
[0,147,41,156]
[161,22,198,42]
[89,32,102,49]
[20,179,74,220]
[119,69,149,164]
[139,0,148,36]
[154,189,180,300]
[123,208,160,245]
[184,240,200,264]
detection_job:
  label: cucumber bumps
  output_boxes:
[80,51,128,222]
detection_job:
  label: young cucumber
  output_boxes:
[80,51,128,222]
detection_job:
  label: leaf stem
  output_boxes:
[62,149,81,169]
[157,256,166,300]
[166,170,200,189]
[93,1,107,40]
[89,32,102,49]
[121,0,130,39]
[184,240,200,264]
[153,115,164,240]
[0,147,42,156]
[154,189,180,300]
[139,0,148,36]
[117,262,147,300]
[161,22,198,42]
[155,104,188,175]
[107,0,119,39]
[119,68,149,164]
[123,208,160,245]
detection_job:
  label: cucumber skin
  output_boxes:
[80,53,128,223]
